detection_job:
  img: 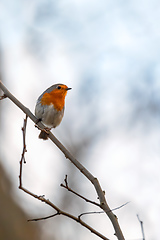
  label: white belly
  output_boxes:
[35,103,64,128]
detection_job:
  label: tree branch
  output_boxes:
[0,80,125,240]
[25,192,110,240]
[61,176,130,213]
[61,175,100,207]
[19,115,28,187]
[28,213,60,222]
[137,215,145,240]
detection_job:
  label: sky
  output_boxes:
[1,1,160,240]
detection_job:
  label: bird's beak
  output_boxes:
[66,87,72,91]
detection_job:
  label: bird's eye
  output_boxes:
[57,86,61,89]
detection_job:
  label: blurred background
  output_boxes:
[0,0,160,239]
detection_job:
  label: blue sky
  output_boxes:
[1,1,160,239]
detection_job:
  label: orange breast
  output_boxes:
[40,90,67,111]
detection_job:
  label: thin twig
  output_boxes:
[78,211,103,220]
[78,201,130,220]
[137,215,145,240]
[64,174,68,187]
[19,115,28,188]
[111,202,130,212]
[61,175,100,207]
[28,213,60,222]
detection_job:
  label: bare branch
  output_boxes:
[61,176,130,213]
[137,215,145,240]
[19,174,110,240]
[19,115,28,188]
[28,213,60,222]
[111,202,130,212]
[64,174,68,187]
[19,174,110,239]
[0,81,125,240]
[61,175,100,207]
[22,189,110,240]
[78,201,130,219]
[78,201,130,220]
[78,211,103,220]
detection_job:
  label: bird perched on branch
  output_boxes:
[35,84,71,140]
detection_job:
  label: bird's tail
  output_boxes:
[39,130,49,140]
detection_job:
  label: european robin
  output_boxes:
[35,84,71,140]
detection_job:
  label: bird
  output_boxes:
[35,83,71,140]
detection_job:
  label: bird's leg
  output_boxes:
[35,118,42,129]
[35,118,42,124]
[35,124,51,134]
[42,127,51,135]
